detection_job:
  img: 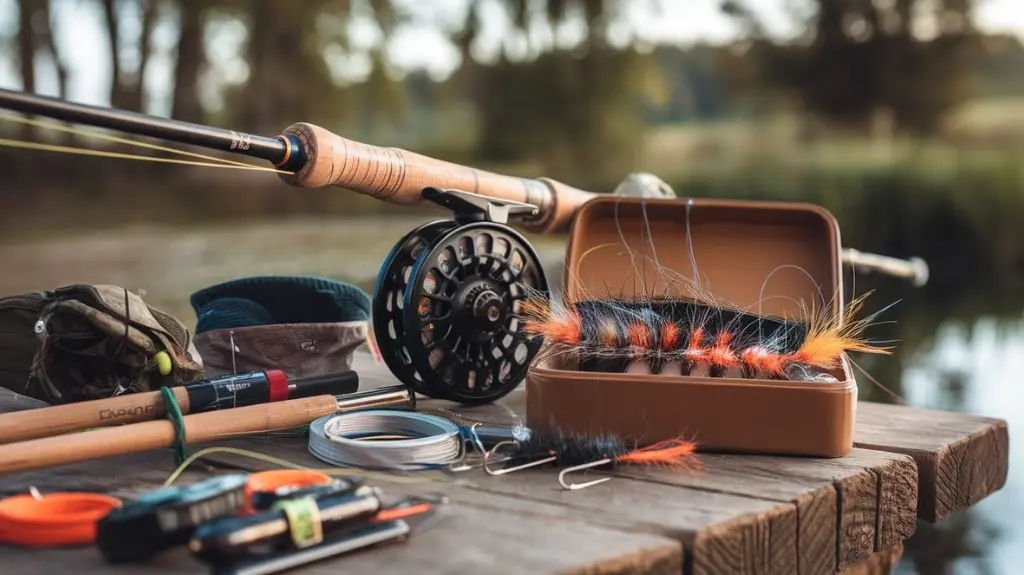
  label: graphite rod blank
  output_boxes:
[0,87,287,164]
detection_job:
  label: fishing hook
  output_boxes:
[448,423,489,472]
[558,459,614,490]
[482,440,556,475]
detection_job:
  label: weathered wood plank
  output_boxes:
[358,354,992,530]
[211,436,800,575]
[0,498,683,575]
[794,489,836,575]
[356,353,1005,527]
[227,383,913,574]
[854,401,1009,522]
[603,453,866,571]
[613,447,915,572]
[0,353,980,575]
[470,468,796,575]
[837,542,904,575]
[0,433,684,575]
[0,411,747,575]
[871,453,918,550]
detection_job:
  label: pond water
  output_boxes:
[897,313,1023,575]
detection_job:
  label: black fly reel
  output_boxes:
[372,188,549,404]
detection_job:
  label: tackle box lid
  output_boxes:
[562,197,844,320]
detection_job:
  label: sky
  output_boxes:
[0,0,1022,116]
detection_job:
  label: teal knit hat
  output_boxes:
[190,276,370,333]
[188,276,371,378]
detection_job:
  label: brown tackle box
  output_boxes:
[524,196,861,458]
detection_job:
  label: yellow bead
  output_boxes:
[155,351,172,376]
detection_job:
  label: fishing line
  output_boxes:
[848,356,908,405]
[0,137,294,174]
[308,411,463,471]
[162,446,449,489]
[0,110,258,168]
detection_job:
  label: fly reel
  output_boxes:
[372,188,549,404]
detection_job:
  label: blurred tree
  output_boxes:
[353,0,410,137]
[220,0,411,135]
[100,0,159,113]
[15,0,68,140]
[455,0,663,188]
[972,34,1024,96]
[644,44,735,123]
[16,1,36,100]
[36,0,67,101]
[723,0,982,135]
[170,0,205,123]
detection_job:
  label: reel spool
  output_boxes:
[372,188,549,404]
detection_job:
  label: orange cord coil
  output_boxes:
[0,491,122,547]
[244,469,333,513]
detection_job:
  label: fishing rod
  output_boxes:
[0,87,931,285]
[0,87,588,235]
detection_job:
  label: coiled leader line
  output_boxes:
[308,410,464,471]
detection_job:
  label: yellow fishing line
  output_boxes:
[0,137,293,174]
[162,446,450,488]
[0,111,258,168]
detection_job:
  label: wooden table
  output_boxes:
[0,352,1008,575]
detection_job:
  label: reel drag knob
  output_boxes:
[471,288,504,328]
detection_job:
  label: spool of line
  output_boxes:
[0,490,122,547]
[308,410,463,471]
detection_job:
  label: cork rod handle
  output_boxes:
[0,387,191,445]
[0,395,339,476]
[279,122,597,234]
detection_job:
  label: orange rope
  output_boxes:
[0,491,121,547]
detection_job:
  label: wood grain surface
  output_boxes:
[0,351,1006,575]
[853,401,1009,522]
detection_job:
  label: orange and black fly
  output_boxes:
[521,291,892,381]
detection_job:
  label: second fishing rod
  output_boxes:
[0,368,359,444]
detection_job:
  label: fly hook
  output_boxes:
[483,440,556,475]
[558,458,614,490]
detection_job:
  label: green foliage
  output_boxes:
[724,0,983,135]
[669,157,1024,288]
[459,0,660,187]
[473,47,653,187]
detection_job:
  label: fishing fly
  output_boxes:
[480,427,701,490]
[520,196,896,384]
[522,292,892,381]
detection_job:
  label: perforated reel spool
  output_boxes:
[403,221,547,404]
[372,214,548,404]
[372,220,458,397]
